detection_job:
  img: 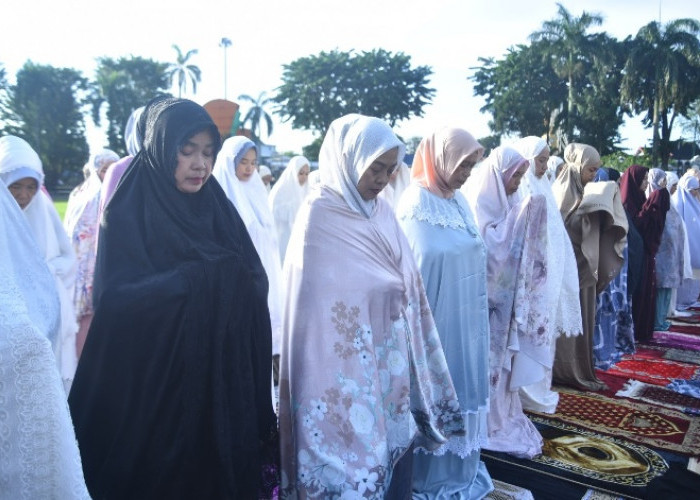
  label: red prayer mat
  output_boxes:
[615,379,700,413]
[669,314,700,325]
[528,390,700,456]
[668,324,700,336]
[603,354,700,386]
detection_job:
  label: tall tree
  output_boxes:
[0,61,89,190]
[471,41,567,141]
[91,56,170,156]
[238,91,274,144]
[274,49,434,136]
[570,33,628,155]
[166,45,201,98]
[530,3,603,140]
[620,19,700,166]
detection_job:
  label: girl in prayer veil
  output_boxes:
[269,155,311,261]
[0,182,90,499]
[68,98,277,499]
[462,145,548,459]
[672,174,700,309]
[278,114,464,498]
[0,135,79,391]
[552,143,627,391]
[515,137,582,415]
[213,136,284,360]
[397,127,494,498]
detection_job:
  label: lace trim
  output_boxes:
[397,187,477,232]
[413,405,489,459]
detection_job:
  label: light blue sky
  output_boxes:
[2,0,698,154]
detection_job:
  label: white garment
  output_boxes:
[515,137,582,413]
[269,155,311,261]
[0,136,79,391]
[0,182,90,499]
[213,136,284,355]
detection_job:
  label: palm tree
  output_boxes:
[238,91,274,144]
[166,45,201,98]
[621,19,700,166]
[530,3,603,140]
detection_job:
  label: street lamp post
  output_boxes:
[219,37,232,99]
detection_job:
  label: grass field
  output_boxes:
[54,200,67,221]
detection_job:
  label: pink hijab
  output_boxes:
[412,127,483,198]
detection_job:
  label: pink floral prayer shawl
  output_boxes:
[279,187,463,498]
[485,195,550,390]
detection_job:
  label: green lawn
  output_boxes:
[54,200,67,221]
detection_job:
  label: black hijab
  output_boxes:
[70,98,275,499]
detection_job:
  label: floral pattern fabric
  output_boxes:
[279,188,463,498]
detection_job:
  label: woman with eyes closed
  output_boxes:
[68,98,276,499]
[278,114,464,499]
[462,146,548,459]
[551,143,627,392]
[397,127,494,499]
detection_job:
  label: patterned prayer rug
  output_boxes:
[651,330,700,351]
[662,347,700,365]
[482,418,669,500]
[527,390,700,456]
[603,354,700,386]
[615,379,700,414]
[485,479,534,500]
[669,314,700,324]
[668,324,700,336]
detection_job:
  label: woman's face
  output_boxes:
[235,147,257,182]
[639,173,649,193]
[447,151,480,190]
[8,177,38,209]
[174,130,215,193]
[658,176,667,189]
[357,147,399,201]
[534,148,550,178]
[670,184,678,195]
[504,163,528,195]
[297,165,310,186]
[580,164,600,186]
[97,159,116,181]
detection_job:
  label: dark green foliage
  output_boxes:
[91,56,171,156]
[274,49,435,137]
[0,61,89,190]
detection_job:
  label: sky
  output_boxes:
[2,0,699,155]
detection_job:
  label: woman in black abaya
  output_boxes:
[69,98,276,499]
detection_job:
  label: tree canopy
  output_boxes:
[0,61,89,189]
[274,49,435,136]
[471,42,567,140]
[90,56,170,156]
[621,18,700,166]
